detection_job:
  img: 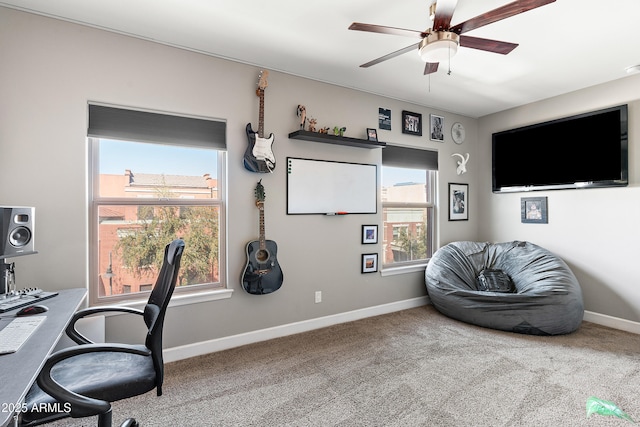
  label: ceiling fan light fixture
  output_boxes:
[418,31,460,63]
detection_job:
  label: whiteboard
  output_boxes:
[287,157,377,215]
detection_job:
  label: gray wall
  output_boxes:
[7,6,637,350]
[0,8,478,349]
[477,76,640,322]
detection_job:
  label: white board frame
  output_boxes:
[286,157,377,215]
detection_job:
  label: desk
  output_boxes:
[0,288,86,427]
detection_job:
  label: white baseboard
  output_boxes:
[163,302,638,363]
[163,296,429,363]
[583,310,640,335]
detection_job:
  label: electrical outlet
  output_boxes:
[315,291,322,303]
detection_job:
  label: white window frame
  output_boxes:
[87,137,230,308]
[381,167,437,277]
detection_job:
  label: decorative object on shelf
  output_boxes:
[307,118,317,132]
[451,153,469,175]
[361,253,378,273]
[366,128,378,142]
[333,126,346,136]
[362,225,378,244]
[521,197,548,224]
[448,183,468,221]
[379,108,391,130]
[451,122,466,144]
[402,110,422,136]
[430,114,444,142]
[296,105,306,130]
[288,130,386,149]
[244,70,276,173]
[242,180,284,295]
[318,127,330,134]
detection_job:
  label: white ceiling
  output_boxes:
[3,0,640,117]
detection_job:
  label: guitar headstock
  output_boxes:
[256,70,269,96]
[255,179,265,208]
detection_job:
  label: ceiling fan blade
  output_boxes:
[359,43,419,68]
[450,0,556,35]
[459,35,518,55]
[432,0,459,31]
[424,63,439,75]
[348,22,423,38]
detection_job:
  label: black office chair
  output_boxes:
[20,239,185,427]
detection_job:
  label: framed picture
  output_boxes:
[448,183,468,221]
[402,110,422,136]
[521,197,548,223]
[361,253,378,273]
[366,128,378,142]
[362,225,378,244]
[379,107,391,130]
[430,114,444,142]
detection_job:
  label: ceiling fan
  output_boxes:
[349,0,556,75]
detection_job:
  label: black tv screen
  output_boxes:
[492,104,628,193]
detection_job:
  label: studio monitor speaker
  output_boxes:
[0,207,36,259]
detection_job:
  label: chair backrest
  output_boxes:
[143,238,185,395]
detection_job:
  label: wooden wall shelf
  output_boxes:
[288,130,386,149]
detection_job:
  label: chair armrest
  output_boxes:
[66,306,144,345]
[36,343,151,419]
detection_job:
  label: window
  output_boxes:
[381,146,437,268]
[88,104,226,305]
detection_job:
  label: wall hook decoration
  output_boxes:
[452,153,469,175]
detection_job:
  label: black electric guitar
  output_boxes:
[243,71,276,173]
[241,180,283,294]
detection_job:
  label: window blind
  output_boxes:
[88,104,226,149]
[382,145,438,170]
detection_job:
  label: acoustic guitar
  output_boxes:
[243,71,276,173]
[241,180,283,294]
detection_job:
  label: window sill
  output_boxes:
[97,288,234,316]
[381,263,428,277]
[169,288,234,307]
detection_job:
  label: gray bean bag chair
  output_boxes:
[425,241,584,335]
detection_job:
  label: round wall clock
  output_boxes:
[451,122,465,144]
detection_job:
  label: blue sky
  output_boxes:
[382,166,426,187]
[99,139,217,176]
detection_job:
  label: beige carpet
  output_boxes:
[51,306,640,426]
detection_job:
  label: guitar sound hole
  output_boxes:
[256,249,269,263]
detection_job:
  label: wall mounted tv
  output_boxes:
[492,104,628,193]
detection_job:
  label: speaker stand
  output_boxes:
[1,260,14,296]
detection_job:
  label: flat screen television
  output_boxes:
[492,104,628,193]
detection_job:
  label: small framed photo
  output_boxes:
[430,114,444,142]
[402,110,422,136]
[521,197,548,223]
[379,107,391,130]
[449,183,468,221]
[362,225,378,244]
[366,128,378,142]
[361,253,378,273]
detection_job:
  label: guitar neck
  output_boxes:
[258,205,266,250]
[257,89,265,139]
